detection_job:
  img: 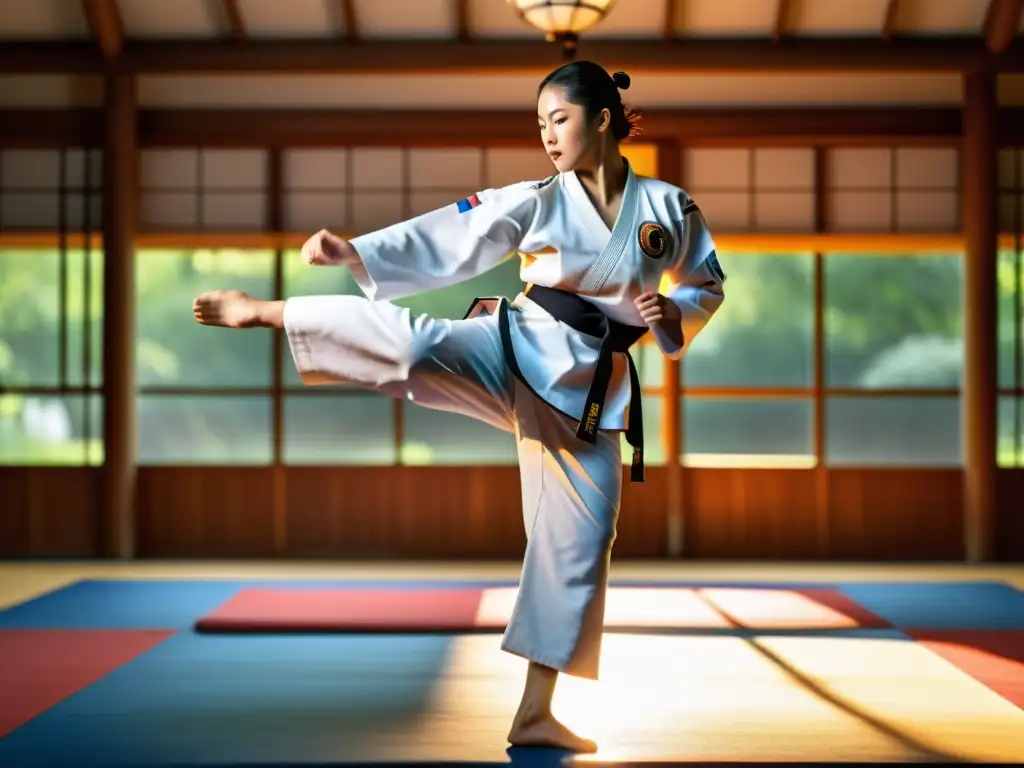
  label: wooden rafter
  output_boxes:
[339,0,358,42]
[223,0,247,42]
[983,0,1024,53]
[80,0,123,58]
[456,0,470,41]
[0,106,967,149]
[663,0,680,39]
[881,0,899,42]
[1,38,1020,75]
[773,0,792,42]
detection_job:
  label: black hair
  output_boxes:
[537,61,642,142]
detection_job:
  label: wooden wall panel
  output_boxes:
[996,469,1024,561]
[683,469,821,559]
[0,466,1013,561]
[827,469,963,560]
[617,468,668,557]
[136,468,277,557]
[130,466,663,560]
[0,468,99,557]
[284,467,526,559]
[284,467,666,559]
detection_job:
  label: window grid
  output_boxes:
[0,143,997,468]
[0,147,104,466]
[678,249,971,470]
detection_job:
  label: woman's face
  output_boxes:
[537,85,607,173]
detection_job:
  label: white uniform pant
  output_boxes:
[284,294,621,680]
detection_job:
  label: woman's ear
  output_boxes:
[594,107,612,134]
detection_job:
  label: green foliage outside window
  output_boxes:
[1,246,1020,467]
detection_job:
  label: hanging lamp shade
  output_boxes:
[506,0,617,42]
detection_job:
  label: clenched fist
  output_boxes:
[634,291,680,328]
[300,228,356,266]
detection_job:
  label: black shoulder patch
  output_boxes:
[529,175,557,190]
[682,199,700,215]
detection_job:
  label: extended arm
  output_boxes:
[652,197,726,360]
[332,184,539,302]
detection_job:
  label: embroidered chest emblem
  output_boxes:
[637,221,669,259]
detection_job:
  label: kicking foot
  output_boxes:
[507,712,597,753]
[192,289,263,328]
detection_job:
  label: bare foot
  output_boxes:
[192,289,262,328]
[507,711,597,753]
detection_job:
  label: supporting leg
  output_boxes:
[503,380,622,753]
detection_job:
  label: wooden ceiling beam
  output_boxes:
[223,0,247,42]
[134,106,965,147]
[983,0,1024,53]
[1,38,1022,75]
[80,0,124,58]
[0,106,968,148]
[881,0,899,42]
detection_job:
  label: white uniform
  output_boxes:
[283,158,724,680]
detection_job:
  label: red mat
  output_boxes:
[908,629,1024,709]
[0,629,173,738]
[194,585,892,634]
[195,588,491,633]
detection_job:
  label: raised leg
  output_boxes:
[194,290,517,433]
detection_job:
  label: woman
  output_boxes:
[193,61,725,753]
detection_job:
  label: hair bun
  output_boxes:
[612,71,630,90]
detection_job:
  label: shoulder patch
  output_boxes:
[529,175,557,190]
[682,199,700,215]
[707,250,726,282]
[456,193,481,213]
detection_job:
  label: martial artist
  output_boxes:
[193,60,725,753]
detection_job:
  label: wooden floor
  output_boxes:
[2,561,1024,765]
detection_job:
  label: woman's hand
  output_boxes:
[300,229,356,266]
[634,291,681,329]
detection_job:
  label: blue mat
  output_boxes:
[837,581,1024,629]
[0,632,458,767]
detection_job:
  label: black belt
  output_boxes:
[466,286,648,483]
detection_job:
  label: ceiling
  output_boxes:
[3,1,1024,111]
[0,0,1018,45]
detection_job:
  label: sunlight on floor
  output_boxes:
[474,587,731,628]
[700,587,863,629]
[476,586,870,630]
[412,633,1024,763]
[432,633,916,761]
[758,634,1024,763]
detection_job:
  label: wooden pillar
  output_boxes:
[812,146,830,558]
[962,70,998,562]
[657,138,685,556]
[100,71,138,558]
